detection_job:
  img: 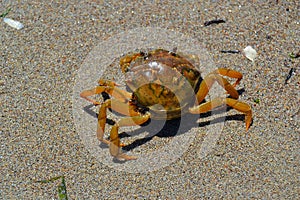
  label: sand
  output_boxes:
[1,1,299,199]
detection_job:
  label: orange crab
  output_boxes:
[80,49,252,160]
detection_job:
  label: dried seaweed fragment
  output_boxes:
[204,19,226,26]
[285,68,295,84]
[36,176,68,200]
[220,50,240,54]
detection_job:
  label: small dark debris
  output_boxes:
[204,19,226,26]
[285,68,295,84]
[266,35,272,40]
[220,50,240,54]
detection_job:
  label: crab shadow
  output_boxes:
[83,89,248,153]
[119,109,246,152]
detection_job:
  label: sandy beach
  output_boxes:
[1,1,299,199]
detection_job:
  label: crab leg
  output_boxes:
[109,113,151,160]
[97,98,150,160]
[196,73,239,104]
[97,98,138,145]
[189,97,252,130]
[213,68,243,87]
[80,80,131,105]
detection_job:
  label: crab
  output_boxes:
[80,49,252,160]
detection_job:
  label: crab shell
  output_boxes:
[120,49,202,120]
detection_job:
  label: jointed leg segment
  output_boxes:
[196,68,243,104]
[96,98,150,160]
[214,68,243,87]
[193,68,252,130]
[190,97,252,130]
[80,80,131,105]
[109,112,151,160]
[81,80,151,160]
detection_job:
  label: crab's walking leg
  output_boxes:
[213,68,243,87]
[97,98,137,145]
[98,98,150,160]
[196,73,239,104]
[109,113,151,160]
[80,80,131,105]
[189,97,252,130]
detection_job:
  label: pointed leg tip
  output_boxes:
[123,155,138,161]
[127,156,138,161]
[245,115,252,131]
[245,122,251,131]
[116,154,138,161]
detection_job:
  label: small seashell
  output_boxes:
[243,46,257,62]
[3,17,24,30]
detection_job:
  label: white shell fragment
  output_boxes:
[243,46,257,62]
[3,17,24,30]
